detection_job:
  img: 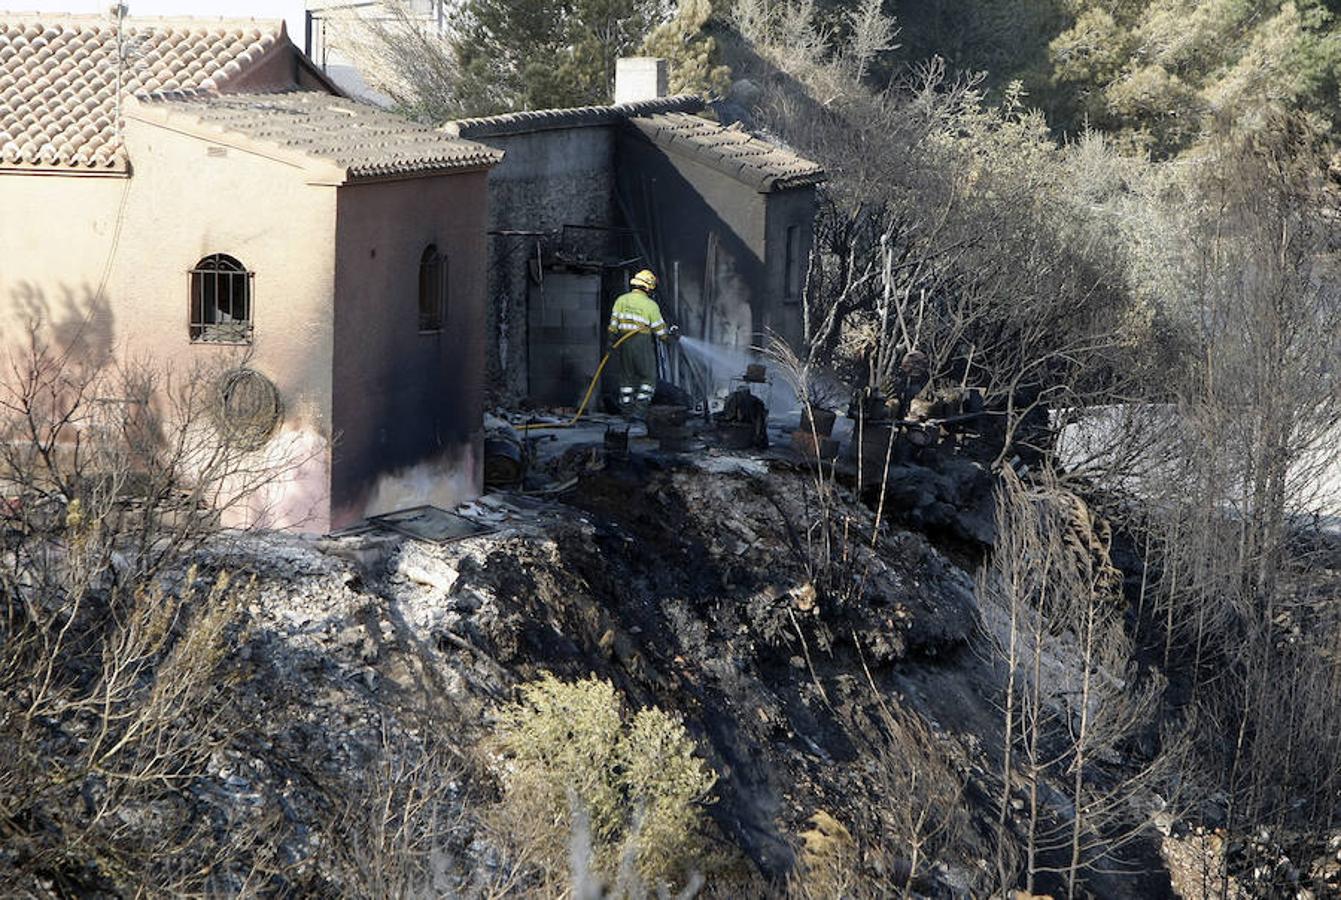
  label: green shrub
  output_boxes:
[492,673,718,891]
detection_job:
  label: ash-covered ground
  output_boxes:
[18,434,1334,897]
[159,443,1182,898]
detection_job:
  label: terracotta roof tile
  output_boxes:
[0,13,284,171]
[630,112,825,192]
[135,91,503,180]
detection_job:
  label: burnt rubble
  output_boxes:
[10,400,1174,896]
[72,455,1005,894]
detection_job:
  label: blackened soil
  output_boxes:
[444,463,1173,897]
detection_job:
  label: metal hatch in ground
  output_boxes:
[368,505,493,544]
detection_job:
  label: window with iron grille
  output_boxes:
[189,254,253,343]
[418,244,447,332]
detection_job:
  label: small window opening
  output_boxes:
[784,225,802,302]
[418,244,447,332]
[190,254,253,343]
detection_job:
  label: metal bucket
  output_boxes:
[484,435,524,486]
[646,404,690,438]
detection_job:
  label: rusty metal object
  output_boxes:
[216,367,280,450]
[370,505,492,544]
[714,387,769,450]
[604,426,630,456]
[645,403,689,439]
[799,406,837,437]
[791,429,840,459]
[851,422,906,482]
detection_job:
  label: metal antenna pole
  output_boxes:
[112,3,129,142]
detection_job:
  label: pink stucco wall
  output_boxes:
[2,111,490,533]
[1,120,339,530]
[0,172,127,370]
[329,171,490,529]
[124,118,339,531]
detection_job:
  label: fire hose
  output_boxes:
[517,327,669,431]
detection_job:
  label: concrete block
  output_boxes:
[563,308,600,329]
[533,325,568,344]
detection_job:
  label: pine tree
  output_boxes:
[883,0,1341,156]
[1045,0,1341,154]
[452,0,672,114]
[640,0,732,97]
[452,0,570,114]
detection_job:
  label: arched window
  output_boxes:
[418,244,446,333]
[189,254,253,343]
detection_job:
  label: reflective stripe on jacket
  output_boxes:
[608,289,667,337]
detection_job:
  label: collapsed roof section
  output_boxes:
[129,90,503,184]
[0,13,335,173]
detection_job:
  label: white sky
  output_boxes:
[19,1,309,47]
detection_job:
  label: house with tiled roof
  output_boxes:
[440,59,825,405]
[0,11,503,531]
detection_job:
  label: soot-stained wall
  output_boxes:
[762,186,817,351]
[2,119,340,532]
[471,116,819,405]
[616,127,767,351]
[614,129,818,397]
[476,126,620,401]
[331,170,490,529]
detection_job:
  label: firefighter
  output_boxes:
[608,269,677,419]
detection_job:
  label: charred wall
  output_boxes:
[330,170,490,529]
[615,127,768,353]
[473,126,622,401]
[762,187,816,352]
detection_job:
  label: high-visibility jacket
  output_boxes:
[608,289,668,338]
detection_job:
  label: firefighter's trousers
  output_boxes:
[615,331,657,418]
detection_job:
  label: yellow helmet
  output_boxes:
[630,269,658,292]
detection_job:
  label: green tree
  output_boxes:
[1047,0,1341,154]
[453,0,673,114]
[640,0,732,96]
[879,0,1341,156]
[491,674,718,890]
[884,0,1072,105]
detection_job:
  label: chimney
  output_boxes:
[615,57,668,105]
